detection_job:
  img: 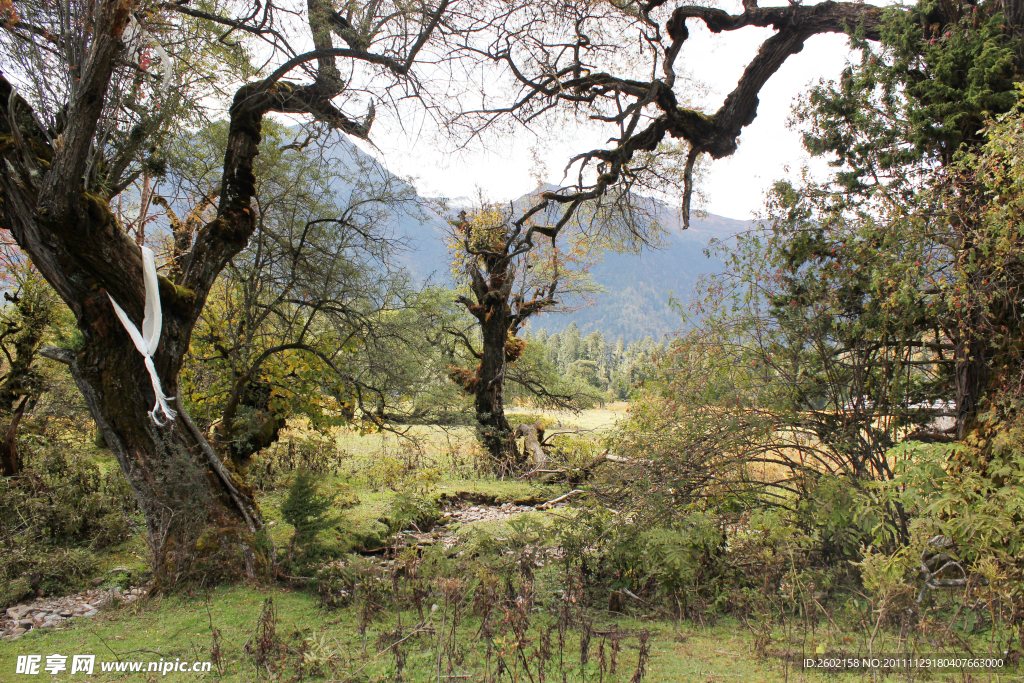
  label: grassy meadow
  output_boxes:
[1,405,1017,682]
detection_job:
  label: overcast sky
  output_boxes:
[350,14,861,222]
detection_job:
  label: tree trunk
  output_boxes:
[0,71,273,588]
[38,339,264,590]
[217,378,286,468]
[0,287,54,412]
[955,336,988,440]
[0,396,28,476]
[514,422,547,472]
[472,300,520,467]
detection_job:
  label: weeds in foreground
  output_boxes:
[217,532,656,682]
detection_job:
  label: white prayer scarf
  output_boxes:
[107,246,177,426]
[124,16,174,94]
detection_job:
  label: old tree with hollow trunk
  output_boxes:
[0,0,448,586]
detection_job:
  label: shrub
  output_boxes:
[281,469,338,543]
[279,469,346,574]
[0,436,138,605]
[379,494,440,536]
[365,439,443,494]
[249,434,349,492]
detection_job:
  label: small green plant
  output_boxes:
[280,468,342,573]
[281,469,338,542]
[380,494,440,536]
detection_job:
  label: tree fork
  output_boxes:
[532,1,887,227]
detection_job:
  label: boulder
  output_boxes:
[6,605,30,620]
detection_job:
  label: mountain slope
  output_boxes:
[532,211,745,340]
[322,137,749,341]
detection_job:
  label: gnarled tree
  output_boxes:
[0,0,450,587]
[446,203,599,466]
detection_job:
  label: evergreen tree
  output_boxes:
[559,323,583,369]
[584,331,602,362]
[280,469,338,544]
[612,337,626,375]
[547,333,562,371]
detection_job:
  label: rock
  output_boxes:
[91,578,103,587]
[6,606,31,620]
[9,628,26,636]
[0,583,146,631]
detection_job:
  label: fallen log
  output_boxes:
[538,489,586,509]
[535,449,635,484]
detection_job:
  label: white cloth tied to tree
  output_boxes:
[107,246,177,426]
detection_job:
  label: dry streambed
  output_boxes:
[382,490,577,552]
[2,582,149,641]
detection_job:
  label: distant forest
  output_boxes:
[530,323,666,401]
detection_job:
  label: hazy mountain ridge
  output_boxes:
[323,138,751,341]
[532,215,745,341]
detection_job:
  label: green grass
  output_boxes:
[255,422,570,554]
[4,587,1010,681]
[507,401,629,432]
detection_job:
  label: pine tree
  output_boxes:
[547,333,562,370]
[559,323,582,369]
[280,469,337,544]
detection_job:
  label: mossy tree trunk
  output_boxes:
[471,290,520,466]
[449,213,557,469]
[0,285,54,412]
[0,396,28,477]
[0,281,56,476]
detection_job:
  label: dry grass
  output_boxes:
[507,401,629,432]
